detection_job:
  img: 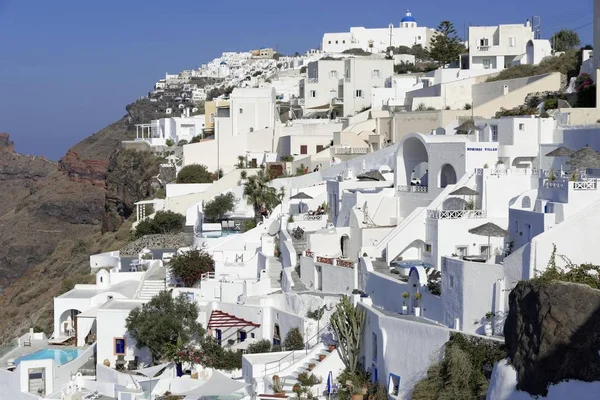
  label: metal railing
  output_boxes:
[334,147,369,155]
[263,323,331,376]
[397,185,429,193]
[573,180,598,190]
[427,209,487,219]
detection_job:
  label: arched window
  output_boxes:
[521,196,531,209]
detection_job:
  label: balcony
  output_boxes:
[477,46,490,51]
[304,250,355,269]
[307,77,318,83]
[332,97,343,105]
[427,209,487,219]
[334,147,368,155]
[397,185,428,193]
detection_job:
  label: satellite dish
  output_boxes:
[268,220,280,236]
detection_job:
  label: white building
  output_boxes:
[134,112,205,147]
[301,59,345,110]
[342,57,394,116]
[467,20,551,70]
[322,11,436,54]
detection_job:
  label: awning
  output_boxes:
[207,310,261,329]
[133,362,173,378]
[182,370,249,399]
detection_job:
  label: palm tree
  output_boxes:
[243,170,280,224]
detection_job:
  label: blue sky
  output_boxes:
[0,0,593,160]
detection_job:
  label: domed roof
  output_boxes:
[220,61,228,65]
[401,10,416,23]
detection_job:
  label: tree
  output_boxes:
[330,295,366,374]
[126,291,204,362]
[243,169,280,224]
[170,249,214,287]
[550,29,580,52]
[284,327,305,350]
[429,21,464,66]
[134,210,185,238]
[203,192,236,221]
[176,164,213,183]
[395,45,412,54]
[246,339,273,354]
[199,336,243,371]
[411,44,430,61]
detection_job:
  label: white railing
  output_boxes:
[427,209,487,219]
[573,180,598,190]
[476,167,536,176]
[477,46,490,51]
[307,78,318,83]
[397,185,429,193]
[300,214,324,221]
[334,147,369,155]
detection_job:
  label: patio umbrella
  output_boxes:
[567,146,600,172]
[449,186,478,210]
[357,170,385,181]
[468,222,509,260]
[133,362,173,398]
[454,119,483,135]
[290,192,313,214]
[545,146,574,157]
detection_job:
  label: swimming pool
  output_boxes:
[201,230,240,238]
[15,348,83,366]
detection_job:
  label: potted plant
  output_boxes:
[483,163,489,169]
[270,376,286,395]
[401,292,409,314]
[328,343,336,352]
[308,362,316,371]
[413,292,422,317]
[287,214,296,231]
[484,311,495,336]
[292,383,301,393]
[319,354,326,361]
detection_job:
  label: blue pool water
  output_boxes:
[15,348,83,365]
[202,230,239,238]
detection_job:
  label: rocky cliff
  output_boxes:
[505,280,600,396]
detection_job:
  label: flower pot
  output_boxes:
[319,354,326,361]
[293,384,301,393]
[103,359,110,367]
[329,344,336,352]
[484,322,493,336]
[352,394,364,400]
[413,307,421,317]
[401,305,408,314]
[308,363,316,371]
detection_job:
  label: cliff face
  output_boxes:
[505,280,600,396]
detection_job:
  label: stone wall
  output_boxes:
[119,233,191,256]
[505,280,600,396]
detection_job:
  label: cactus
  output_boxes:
[330,295,366,373]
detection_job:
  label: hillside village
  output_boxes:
[2,6,600,400]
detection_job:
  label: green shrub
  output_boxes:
[246,339,272,354]
[165,139,175,147]
[170,249,214,287]
[176,164,213,183]
[134,210,185,238]
[203,192,236,221]
[486,50,580,83]
[283,327,304,350]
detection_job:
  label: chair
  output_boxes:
[23,335,31,347]
[115,355,126,371]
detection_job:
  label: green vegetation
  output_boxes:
[486,50,580,82]
[341,48,371,56]
[176,164,214,183]
[283,327,305,350]
[534,245,600,290]
[134,210,183,236]
[134,210,185,238]
[394,61,437,74]
[203,192,236,221]
[126,292,205,362]
[165,139,174,147]
[550,29,581,52]
[300,66,307,74]
[494,105,538,118]
[411,333,506,400]
[246,339,273,354]
[190,135,203,144]
[198,335,243,371]
[243,169,281,223]
[206,86,234,100]
[280,155,294,162]
[429,21,465,66]
[169,249,215,287]
[330,295,366,374]
[241,219,257,232]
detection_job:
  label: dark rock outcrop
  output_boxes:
[505,280,600,396]
[58,150,108,188]
[0,133,14,151]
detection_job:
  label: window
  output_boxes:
[483,59,491,69]
[328,41,331,44]
[329,70,338,79]
[372,333,378,361]
[210,113,215,123]
[309,90,316,98]
[449,275,455,288]
[300,145,308,154]
[479,38,489,47]
[114,338,126,355]
[508,37,517,47]
[273,324,281,346]
[418,36,422,40]
[239,108,243,114]
[238,330,247,342]
[456,246,468,257]
[480,245,490,258]
[342,40,346,44]
[372,69,380,78]
[316,145,324,153]
[424,244,432,253]
[388,373,401,396]
[250,332,255,339]
[355,89,363,98]
[519,123,525,131]
[491,124,498,141]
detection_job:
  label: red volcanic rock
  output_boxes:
[0,133,14,152]
[58,150,108,188]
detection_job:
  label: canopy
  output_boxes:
[182,370,249,399]
[568,146,600,169]
[357,170,385,181]
[289,192,313,200]
[449,186,478,196]
[133,362,172,378]
[545,146,574,157]
[468,222,508,238]
[454,119,483,135]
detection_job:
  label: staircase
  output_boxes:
[278,345,334,396]
[184,225,194,244]
[267,257,284,289]
[290,270,308,292]
[137,279,166,300]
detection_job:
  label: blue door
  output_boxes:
[239,330,247,342]
[216,329,222,346]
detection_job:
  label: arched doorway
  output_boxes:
[59,309,81,337]
[273,324,281,346]
[340,234,350,258]
[401,137,428,186]
[439,164,457,188]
